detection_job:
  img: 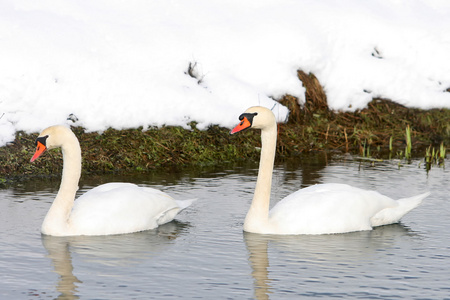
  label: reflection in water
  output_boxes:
[244,223,417,300]
[288,153,329,188]
[41,221,189,299]
[244,232,272,300]
[42,238,82,300]
[2,156,447,299]
[270,154,330,196]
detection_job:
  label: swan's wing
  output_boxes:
[84,182,140,193]
[69,184,181,235]
[269,183,397,234]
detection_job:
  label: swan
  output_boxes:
[230,106,429,235]
[30,125,195,236]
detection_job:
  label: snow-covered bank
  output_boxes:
[1,0,449,146]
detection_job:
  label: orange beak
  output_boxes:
[30,141,47,162]
[230,117,252,134]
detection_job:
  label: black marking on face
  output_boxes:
[35,135,49,147]
[238,112,258,125]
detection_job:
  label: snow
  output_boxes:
[1,0,449,146]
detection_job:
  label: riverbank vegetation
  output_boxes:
[1,71,449,180]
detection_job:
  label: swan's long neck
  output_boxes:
[244,123,277,233]
[41,137,81,236]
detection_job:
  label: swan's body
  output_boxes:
[231,106,429,235]
[31,125,194,236]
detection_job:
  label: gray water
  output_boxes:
[0,155,449,299]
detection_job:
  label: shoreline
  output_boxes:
[1,71,449,180]
[1,97,448,181]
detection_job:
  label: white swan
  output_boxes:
[231,106,429,235]
[30,125,195,236]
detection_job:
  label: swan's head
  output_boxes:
[230,106,276,134]
[30,125,75,162]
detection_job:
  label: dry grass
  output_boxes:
[1,70,449,180]
[278,70,450,158]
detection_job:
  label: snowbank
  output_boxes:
[1,0,449,146]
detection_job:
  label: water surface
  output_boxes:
[1,155,449,299]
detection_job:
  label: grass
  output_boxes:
[423,142,447,172]
[0,125,262,179]
[278,71,450,157]
[405,125,412,160]
[1,70,449,182]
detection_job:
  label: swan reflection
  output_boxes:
[244,223,417,300]
[42,221,188,299]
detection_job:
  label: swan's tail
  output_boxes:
[175,199,197,211]
[156,199,197,225]
[371,192,430,227]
